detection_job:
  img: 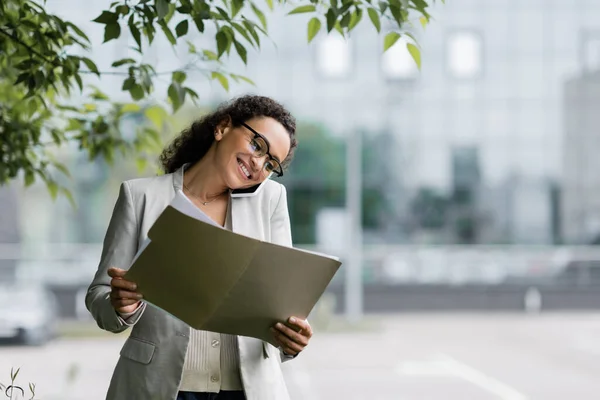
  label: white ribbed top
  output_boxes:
[179,198,242,392]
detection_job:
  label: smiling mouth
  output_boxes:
[237,159,251,179]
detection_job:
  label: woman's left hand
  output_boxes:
[271,317,312,356]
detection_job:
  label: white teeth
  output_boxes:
[238,161,251,178]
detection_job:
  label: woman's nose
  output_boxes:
[250,154,267,172]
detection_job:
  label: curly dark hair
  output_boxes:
[159,95,297,174]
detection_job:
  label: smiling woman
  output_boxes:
[84,95,313,400]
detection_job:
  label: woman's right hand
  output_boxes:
[108,267,143,314]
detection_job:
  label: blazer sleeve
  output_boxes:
[85,181,140,333]
[269,184,302,363]
[269,184,293,248]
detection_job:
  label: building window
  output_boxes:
[381,36,419,80]
[582,32,600,72]
[315,35,352,79]
[447,31,483,79]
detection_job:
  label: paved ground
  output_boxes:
[1,313,600,400]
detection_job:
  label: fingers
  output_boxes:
[112,298,140,308]
[110,289,142,300]
[107,267,127,278]
[108,268,142,313]
[287,317,312,337]
[273,322,309,346]
[110,277,137,292]
[271,328,305,356]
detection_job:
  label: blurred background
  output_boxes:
[2,0,600,399]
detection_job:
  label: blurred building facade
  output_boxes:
[562,70,600,244]
[10,0,600,247]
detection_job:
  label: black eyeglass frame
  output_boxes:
[240,122,284,177]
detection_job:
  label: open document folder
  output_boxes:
[125,191,342,347]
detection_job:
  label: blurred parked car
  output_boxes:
[0,283,59,345]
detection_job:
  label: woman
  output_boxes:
[85,95,312,400]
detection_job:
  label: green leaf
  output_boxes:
[230,73,255,86]
[165,2,177,23]
[367,8,380,32]
[84,103,97,111]
[211,71,229,91]
[25,170,35,186]
[156,0,169,19]
[234,41,248,64]
[172,70,187,83]
[91,86,110,100]
[66,118,84,131]
[242,20,261,47]
[80,57,99,75]
[145,105,167,129]
[383,31,400,51]
[389,4,403,26]
[130,84,145,100]
[47,180,59,200]
[203,49,219,61]
[117,5,130,15]
[176,20,189,37]
[54,161,71,178]
[348,9,362,31]
[75,74,83,91]
[334,20,344,35]
[251,4,267,29]
[307,18,321,43]
[122,77,135,91]
[232,22,255,47]
[159,20,176,45]
[168,81,185,111]
[136,157,148,172]
[340,12,351,28]
[185,87,200,102]
[112,58,136,67]
[129,19,142,50]
[288,5,316,14]
[93,11,118,24]
[232,0,244,18]
[326,9,336,32]
[216,31,229,57]
[193,16,205,32]
[104,22,121,42]
[121,103,142,113]
[407,42,421,70]
[266,0,274,10]
[61,187,76,208]
[403,31,418,44]
[67,22,90,42]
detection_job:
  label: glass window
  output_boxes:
[447,31,483,79]
[583,34,600,71]
[315,35,352,78]
[381,36,418,80]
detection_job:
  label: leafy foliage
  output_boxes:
[0,0,438,200]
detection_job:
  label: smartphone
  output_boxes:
[230,175,272,198]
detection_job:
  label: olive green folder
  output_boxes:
[125,197,342,347]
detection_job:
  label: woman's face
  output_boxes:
[214,117,291,189]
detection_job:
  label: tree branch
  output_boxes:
[0,27,59,66]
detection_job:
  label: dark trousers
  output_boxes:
[177,391,245,400]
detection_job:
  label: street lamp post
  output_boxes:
[345,128,363,323]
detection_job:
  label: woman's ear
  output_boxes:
[215,115,233,140]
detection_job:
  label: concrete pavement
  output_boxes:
[1,313,599,400]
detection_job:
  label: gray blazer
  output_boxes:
[85,165,293,400]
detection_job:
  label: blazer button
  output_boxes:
[211,375,219,382]
[211,339,220,348]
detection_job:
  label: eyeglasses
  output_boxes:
[240,122,284,177]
